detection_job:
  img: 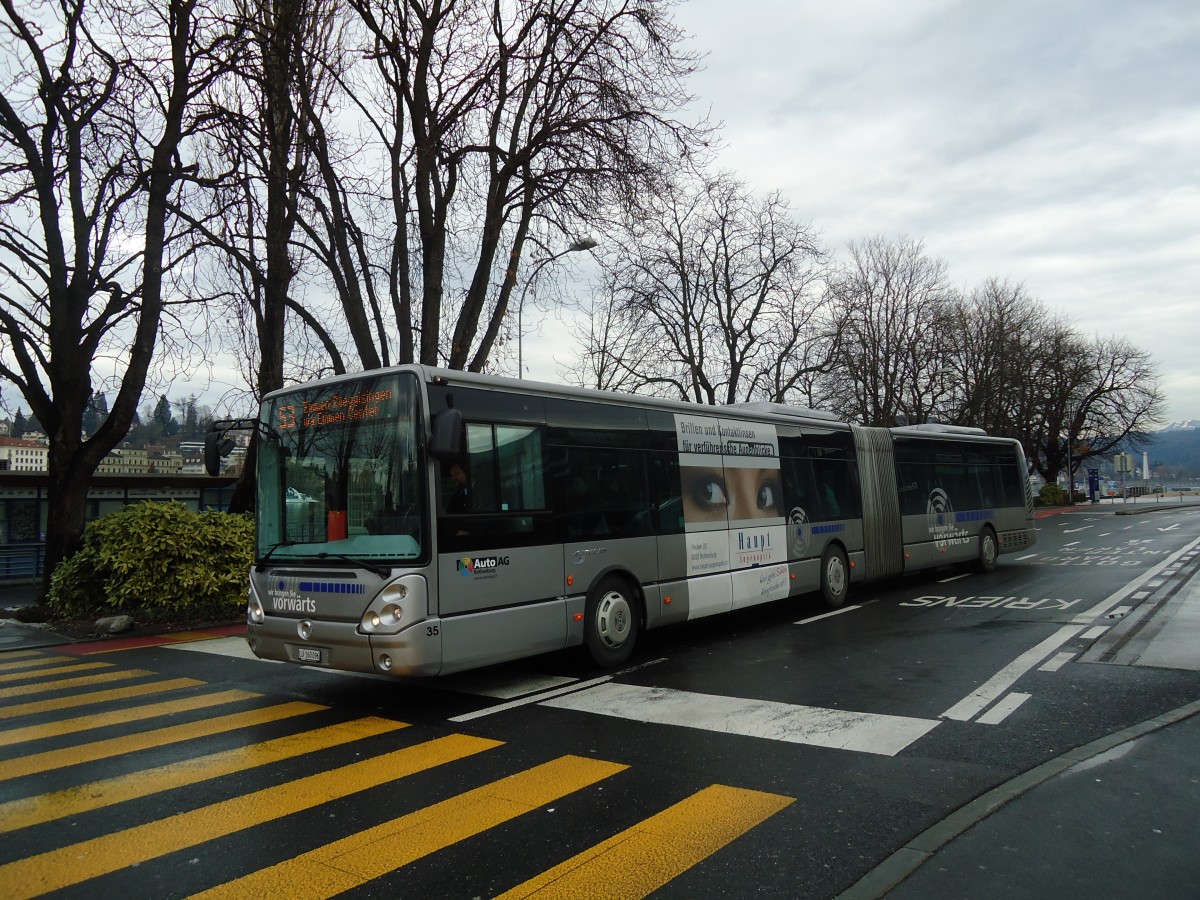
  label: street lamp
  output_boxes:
[518,237,599,379]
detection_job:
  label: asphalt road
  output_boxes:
[1,502,1198,899]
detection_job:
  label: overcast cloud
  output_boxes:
[631,0,1199,422]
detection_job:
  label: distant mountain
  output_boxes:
[1142,426,1200,476]
[1159,420,1200,433]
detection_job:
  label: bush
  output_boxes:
[49,502,253,622]
[1037,483,1066,507]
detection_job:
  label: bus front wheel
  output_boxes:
[977,527,998,573]
[584,576,639,668]
[820,546,849,608]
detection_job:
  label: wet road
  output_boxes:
[1,503,1198,898]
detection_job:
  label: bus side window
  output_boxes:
[810,457,858,521]
[781,456,816,517]
[559,448,652,539]
[648,452,683,534]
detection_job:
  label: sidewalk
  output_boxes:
[842,551,1200,899]
[843,702,1200,898]
[0,582,243,653]
[0,582,71,651]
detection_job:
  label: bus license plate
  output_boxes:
[296,646,324,664]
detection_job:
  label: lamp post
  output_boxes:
[518,237,598,379]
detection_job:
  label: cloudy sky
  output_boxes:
[533,0,1199,422]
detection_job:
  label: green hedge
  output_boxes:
[49,502,253,622]
[1037,484,1066,506]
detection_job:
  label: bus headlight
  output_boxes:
[358,577,424,636]
[248,592,265,625]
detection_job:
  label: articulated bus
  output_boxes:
[208,365,1036,677]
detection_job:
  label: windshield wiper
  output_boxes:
[316,551,391,579]
[255,540,297,572]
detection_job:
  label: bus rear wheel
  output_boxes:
[584,576,639,668]
[820,546,849,608]
[977,527,998,573]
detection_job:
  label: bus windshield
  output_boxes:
[255,371,426,563]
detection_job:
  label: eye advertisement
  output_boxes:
[674,414,788,602]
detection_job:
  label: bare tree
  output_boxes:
[0,0,237,592]
[293,0,706,375]
[943,278,1049,433]
[198,0,343,512]
[821,236,954,426]
[1027,334,1165,484]
[575,172,833,404]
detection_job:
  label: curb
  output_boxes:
[835,699,1200,899]
[57,623,247,655]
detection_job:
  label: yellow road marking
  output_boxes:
[0,650,44,661]
[0,732,501,899]
[494,784,795,900]
[0,678,207,721]
[0,700,325,782]
[0,689,262,748]
[0,661,111,683]
[0,669,156,700]
[0,716,407,834]
[0,655,76,673]
[192,754,627,900]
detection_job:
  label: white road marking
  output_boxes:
[938,573,971,583]
[447,658,668,723]
[1015,553,1038,561]
[943,535,1200,723]
[437,672,578,699]
[976,692,1032,725]
[1082,625,1109,640]
[794,604,861,626]
[1038,651,1075,673]
[542,683,939,756]
[166,636,263,660]
[941,625,1085,721]
[1072,535,1200,624]
[449,675,616,723]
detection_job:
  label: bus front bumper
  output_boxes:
[247,616,442,678]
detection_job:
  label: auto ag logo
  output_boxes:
[457,555,510,579]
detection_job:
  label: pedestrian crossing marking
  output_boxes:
[0,732,500,899]
[0,654,806,900]
[495,784,794,900]
[0,688,262,748]
[0,654,77,673]
[190,754,628,899]
[0,660,112,683]
[0,677,207,720]
[543,683,939,756]
[0,668,157,700]
[0,649,43,661]
[0,716,408,835]
[0,700,326,782]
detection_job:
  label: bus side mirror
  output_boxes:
[205,417,258,475]
[204,430,236,476]
[429,408,463,460]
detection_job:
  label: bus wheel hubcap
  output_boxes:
[596,592,631,648]
[828,559,845,594]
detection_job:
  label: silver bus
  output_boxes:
[208,366,1036,677]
